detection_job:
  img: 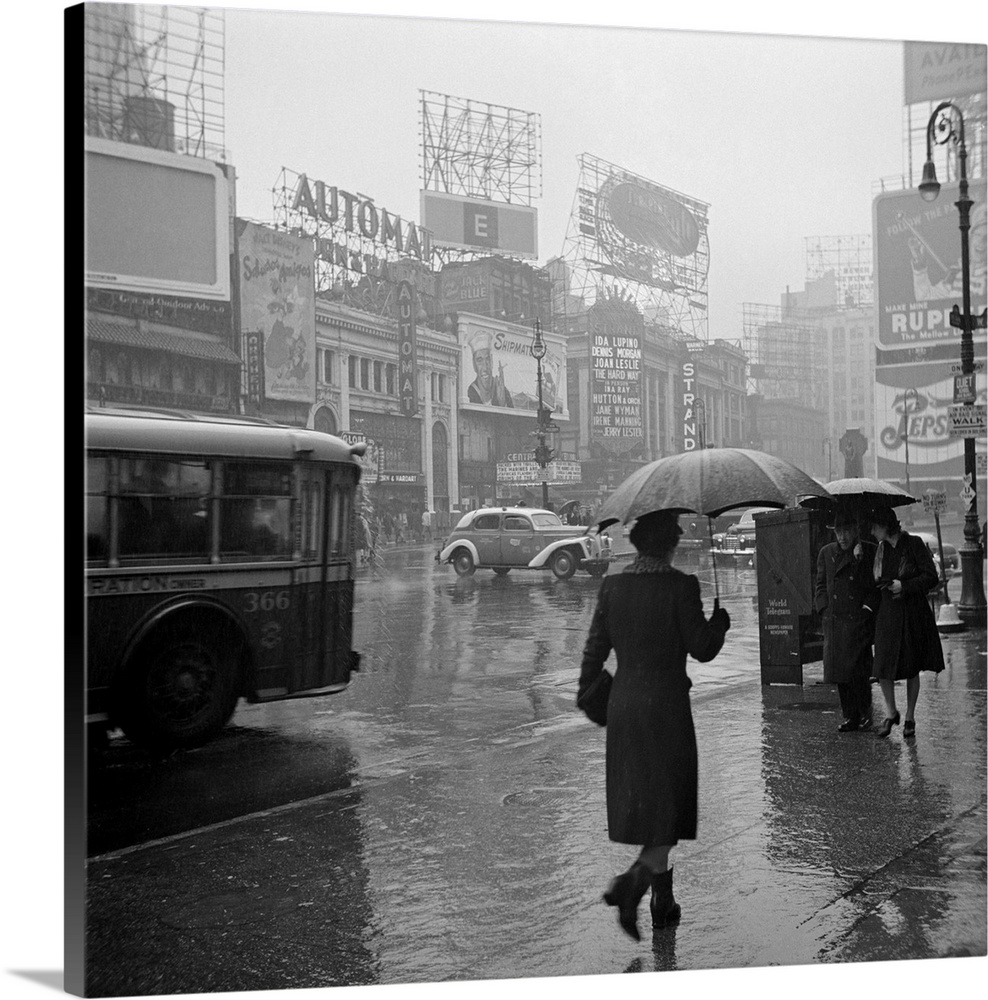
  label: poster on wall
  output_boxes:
[873,180,987,348]
[237,220,316,403]
[458,315,568,419]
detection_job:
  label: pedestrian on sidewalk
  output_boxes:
[815,509,880,733]
[577,509,730,942]
[869,506,945,739]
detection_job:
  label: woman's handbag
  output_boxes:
[577,668,613,726]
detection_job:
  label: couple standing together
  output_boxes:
[575,505,944,944]
[815,506,945,738]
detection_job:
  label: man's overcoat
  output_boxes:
[579,566,727,846]
[815,539,880,684]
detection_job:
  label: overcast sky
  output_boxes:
[220,3,950,339]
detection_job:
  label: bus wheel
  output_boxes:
[551,549,577,580]
[452,549,476,576]
[493,567,510,576]
[118,623,241,750]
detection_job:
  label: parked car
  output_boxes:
[711,507,774,553]
[913,531,960,579]
[436,506,613,579]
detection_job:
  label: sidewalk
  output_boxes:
[670,622,987,969]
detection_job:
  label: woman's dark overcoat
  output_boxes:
[578,565,727,846]
[814,539,880,684]
[872,531,945,681]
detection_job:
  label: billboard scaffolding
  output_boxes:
[83,3,226,161]
[804,234,873,308]
[742,301,827,411]
[559,154,710,341]
[420,90,542,206]
[419,90,542,268]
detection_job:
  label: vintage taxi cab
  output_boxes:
[436,506,612,579]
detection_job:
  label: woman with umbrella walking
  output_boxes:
[577,510,730,941]
[868,506,945,738]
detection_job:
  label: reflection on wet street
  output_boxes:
[85,549,986,995]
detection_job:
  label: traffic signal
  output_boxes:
[534,443,554,467]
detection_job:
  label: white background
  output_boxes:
[5,4,986,1000]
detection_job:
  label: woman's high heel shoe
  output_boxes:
[875,712,900,738]
[903,719,916,738]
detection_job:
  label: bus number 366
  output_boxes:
[243,591,290,613]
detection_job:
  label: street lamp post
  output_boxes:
[919,101,987,621]
[530,318,552,510]
[902,387,919,497]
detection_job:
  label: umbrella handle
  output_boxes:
[706,516,720,605]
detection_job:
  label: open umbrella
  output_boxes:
[594,449,831,606]
[594,448,831,528]
[799,477,917,511]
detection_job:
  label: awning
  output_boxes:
[86,317,242,365]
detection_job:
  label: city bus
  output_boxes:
[85,407,365,750]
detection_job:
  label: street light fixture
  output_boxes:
[918,101,987,621]
[902,386,919,497]
[530,318,552,511]
[695,397,707,450]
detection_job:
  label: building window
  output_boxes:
[348,355,358,388]
[373,360,383,393]
[360,357,370,390]
[386,364,396,395]
[319,349,335,385]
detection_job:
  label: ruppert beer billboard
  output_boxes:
[872,180,987,488]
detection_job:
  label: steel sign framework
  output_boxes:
[419,90,542,207]
[560,154,710,340]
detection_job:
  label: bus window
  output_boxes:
[328,481,353,558]
[299,473,323,561]
[86,456,109,563]
[220,462,292,561]
[117,458,211,562]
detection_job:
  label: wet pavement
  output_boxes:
[84,545,987,995]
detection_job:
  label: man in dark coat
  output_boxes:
[578,510,729,941]
[815,509,880,732]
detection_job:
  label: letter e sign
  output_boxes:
[464,203,499,248]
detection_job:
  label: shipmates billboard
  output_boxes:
[458,314,568,420]
[872,180,987,496]
[421,191,538,259]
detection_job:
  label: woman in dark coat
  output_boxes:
[578,510,730,941]
[869,506,945,738]
[814,509,880,732]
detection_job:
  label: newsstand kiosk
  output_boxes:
[754,506,832,685]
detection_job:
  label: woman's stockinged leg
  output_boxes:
[878,678,897,717]
[905,675,920,722]
[637,844,671,874]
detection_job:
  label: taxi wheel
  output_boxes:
[452,549,476,576]
[493,567,510,576]
[550,548,577,580]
